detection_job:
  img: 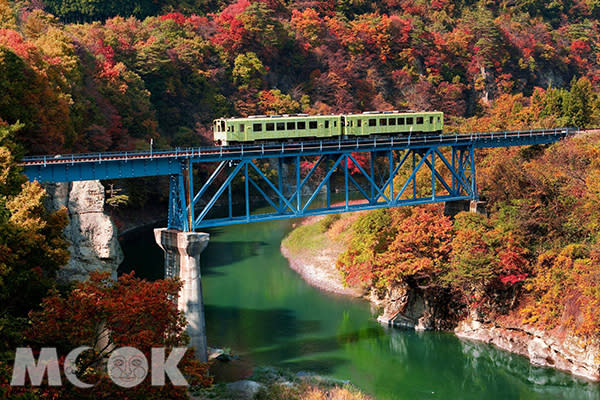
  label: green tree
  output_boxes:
[563,77,593,128]
[0,120,69,358]
[232,52,266,90]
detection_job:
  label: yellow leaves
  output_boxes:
[0,145,12,185]
[0,0,15,30]
[6,181,46,232]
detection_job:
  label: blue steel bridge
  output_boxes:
[22,128,574,231]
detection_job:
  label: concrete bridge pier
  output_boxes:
[444,199,487,218]
[154,228,209,362]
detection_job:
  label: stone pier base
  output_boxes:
[154,228,209,362]
[444,199,487,218]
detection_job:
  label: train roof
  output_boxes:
[215,110,442,120]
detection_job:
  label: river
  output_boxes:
[120,219,600,400]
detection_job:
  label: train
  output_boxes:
[213,110,444,145]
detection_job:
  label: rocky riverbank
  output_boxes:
[192,349,371,400]
[280,214,600,383]
[280,215,364,298]
[455,318,600,381]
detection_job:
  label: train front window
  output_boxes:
[437,117,441,122]
[220,121,225,131]
[287,122,295,130]
[253,123,262,132]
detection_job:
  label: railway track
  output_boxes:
[21,128,574,167]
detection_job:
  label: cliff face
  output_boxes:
[374,283,600,381]
[45,180,123,282]
[455,318,600,382]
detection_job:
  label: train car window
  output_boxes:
[357,119,362,127]
[277,122,285,131]
[309,121,317,129]
[266,123,275,131]
[325,120,329,129]
[334,121,337,127]
[287,122,295,130]
[416,117,423,124]
[389,118,396,125]
[437,117,441,122]
[253,123,262,132]
[227,126,231,132]
[369,119,376,127]
[407,117,414,125]
[240,124,244,132]
[398,117,405,125]
[380,118,387,126]
[430,117,434,124]
[298,121,306,129]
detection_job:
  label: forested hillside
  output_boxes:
[2,0,600,155]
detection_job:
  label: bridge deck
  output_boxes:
[21,128,573,183]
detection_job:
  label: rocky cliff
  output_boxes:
[45,180,123,282]
[455,318,600,382]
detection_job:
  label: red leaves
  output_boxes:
[28,272,186,351]
[25,272,211,397]
[160,12,187,26]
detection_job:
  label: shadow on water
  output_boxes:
[119,226,268,279]
[201,240,269,271]
[205,304,320,350]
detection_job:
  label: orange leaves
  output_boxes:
[522,245,600,338]
[291,8,325,49]
[337,205,453,289]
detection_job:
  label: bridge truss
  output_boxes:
[22,128,573,231]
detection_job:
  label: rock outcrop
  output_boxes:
[45,180,123,282]
[372,284,436,331]
[455,318,600,381]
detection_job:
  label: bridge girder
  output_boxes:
[169,144,478,230]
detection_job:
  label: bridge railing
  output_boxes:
[21,127,575,166]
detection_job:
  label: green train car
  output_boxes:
[213,111,443,145]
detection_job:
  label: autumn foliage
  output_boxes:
[6,272,212,399]
[2,0,600,155]
[336,131,600,342]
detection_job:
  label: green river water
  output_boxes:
[120,219,600,400]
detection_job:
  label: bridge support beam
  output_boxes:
[154,228,209,362]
